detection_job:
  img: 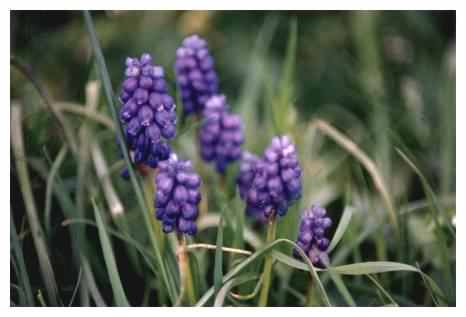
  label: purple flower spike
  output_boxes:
[155,154,202,236]
[199,95,244,173]
[294,204,332,267]
[237,136,302,221]
[119,53,177,174]
[175,35,219,115]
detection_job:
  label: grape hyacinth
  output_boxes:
[294,204,332,267]
[154,154,202,236]
[239,136,302,220]
[199,95,244,173]
[119,53,176,172]
[175,35,219,115]
[237,151,260,200]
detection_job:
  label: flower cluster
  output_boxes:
[237,151,260,200]
[175,35,219,115]
[294,204,332,267]
[155,154,202,236]
[199,95,244,173]
[117,37,307,240]
[119,53,176,170]
[237,136,302,220]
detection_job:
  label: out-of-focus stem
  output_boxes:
[144,169,165,253]
[177,235,196,306]
[91,143,124,218]
[258,213,277,306]
[305,278,314,306]
[219,174,226,192]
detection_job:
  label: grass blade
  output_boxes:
[328,206,353,252]
[10,210,34,306]
[11,104,60,306]
[214,213,224,296]
[91,199,130,306]
[396,148,454,301]
[396,148,455,236]
[82,11,176,304]
[82,259,107,307]
[314,119,398,233]
[62,218,158,276]
[44,145,68,236]
[196,238,331,307]
[68,268,83,307]
[272,18,297,134]
[326,269,356,306]
[30,151,109,307]
[230,275,264,301]
[366,274,398,306]
[272,254,446,305]
[214,274,258,307]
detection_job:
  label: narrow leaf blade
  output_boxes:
[92,199,130,306]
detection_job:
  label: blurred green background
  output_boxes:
[10,11,455,306]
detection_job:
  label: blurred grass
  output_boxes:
[10,10,455,307]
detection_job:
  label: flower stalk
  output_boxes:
[258,213,278,306]
[177,235,196,306]
[143,169,165,253]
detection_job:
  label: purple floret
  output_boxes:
[237,136,302,221]
[174,35,219,115]
[155,154,202,236]
[199,95,244,173]
[294,204,332,267]
[119,53,176,174]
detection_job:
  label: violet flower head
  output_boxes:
[199,95,244,173]
[118,53,176,173]
[294,204,332,267]
[239,136,302,220]
[155,154,202,236]
[174,35,219,115]
[237,151,260,200]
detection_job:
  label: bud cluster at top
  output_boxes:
[199,95,244,173]
[237,136,302,221]
[175,35,219,115]
[155,154,202,236]
[294,204,332,267]
[119,53,176,169]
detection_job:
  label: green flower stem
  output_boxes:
[143,169,165,254]
[220,174,226,192]
[258,213,278,306]
[142,169,168,305]
[305,279,314,306]
[177,235,197,306]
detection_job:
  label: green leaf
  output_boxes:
[396,148,454,302]
[82,11,176,304]
[10,211,34,306]
[331,261,419,275]
[92,199,130,306]
[272,18,297,134]
[272,253,446,305]
[396,148,455,236]
[63,218,158,278]
[366,274,398,306]
[214,274,258,307]
[68,268,83,307]
[328,206,353,252]
[11,105,60,306]
[214,213,225,296]
[196,238,331,307]
[44,144,68,236]
[326,268,356,306]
